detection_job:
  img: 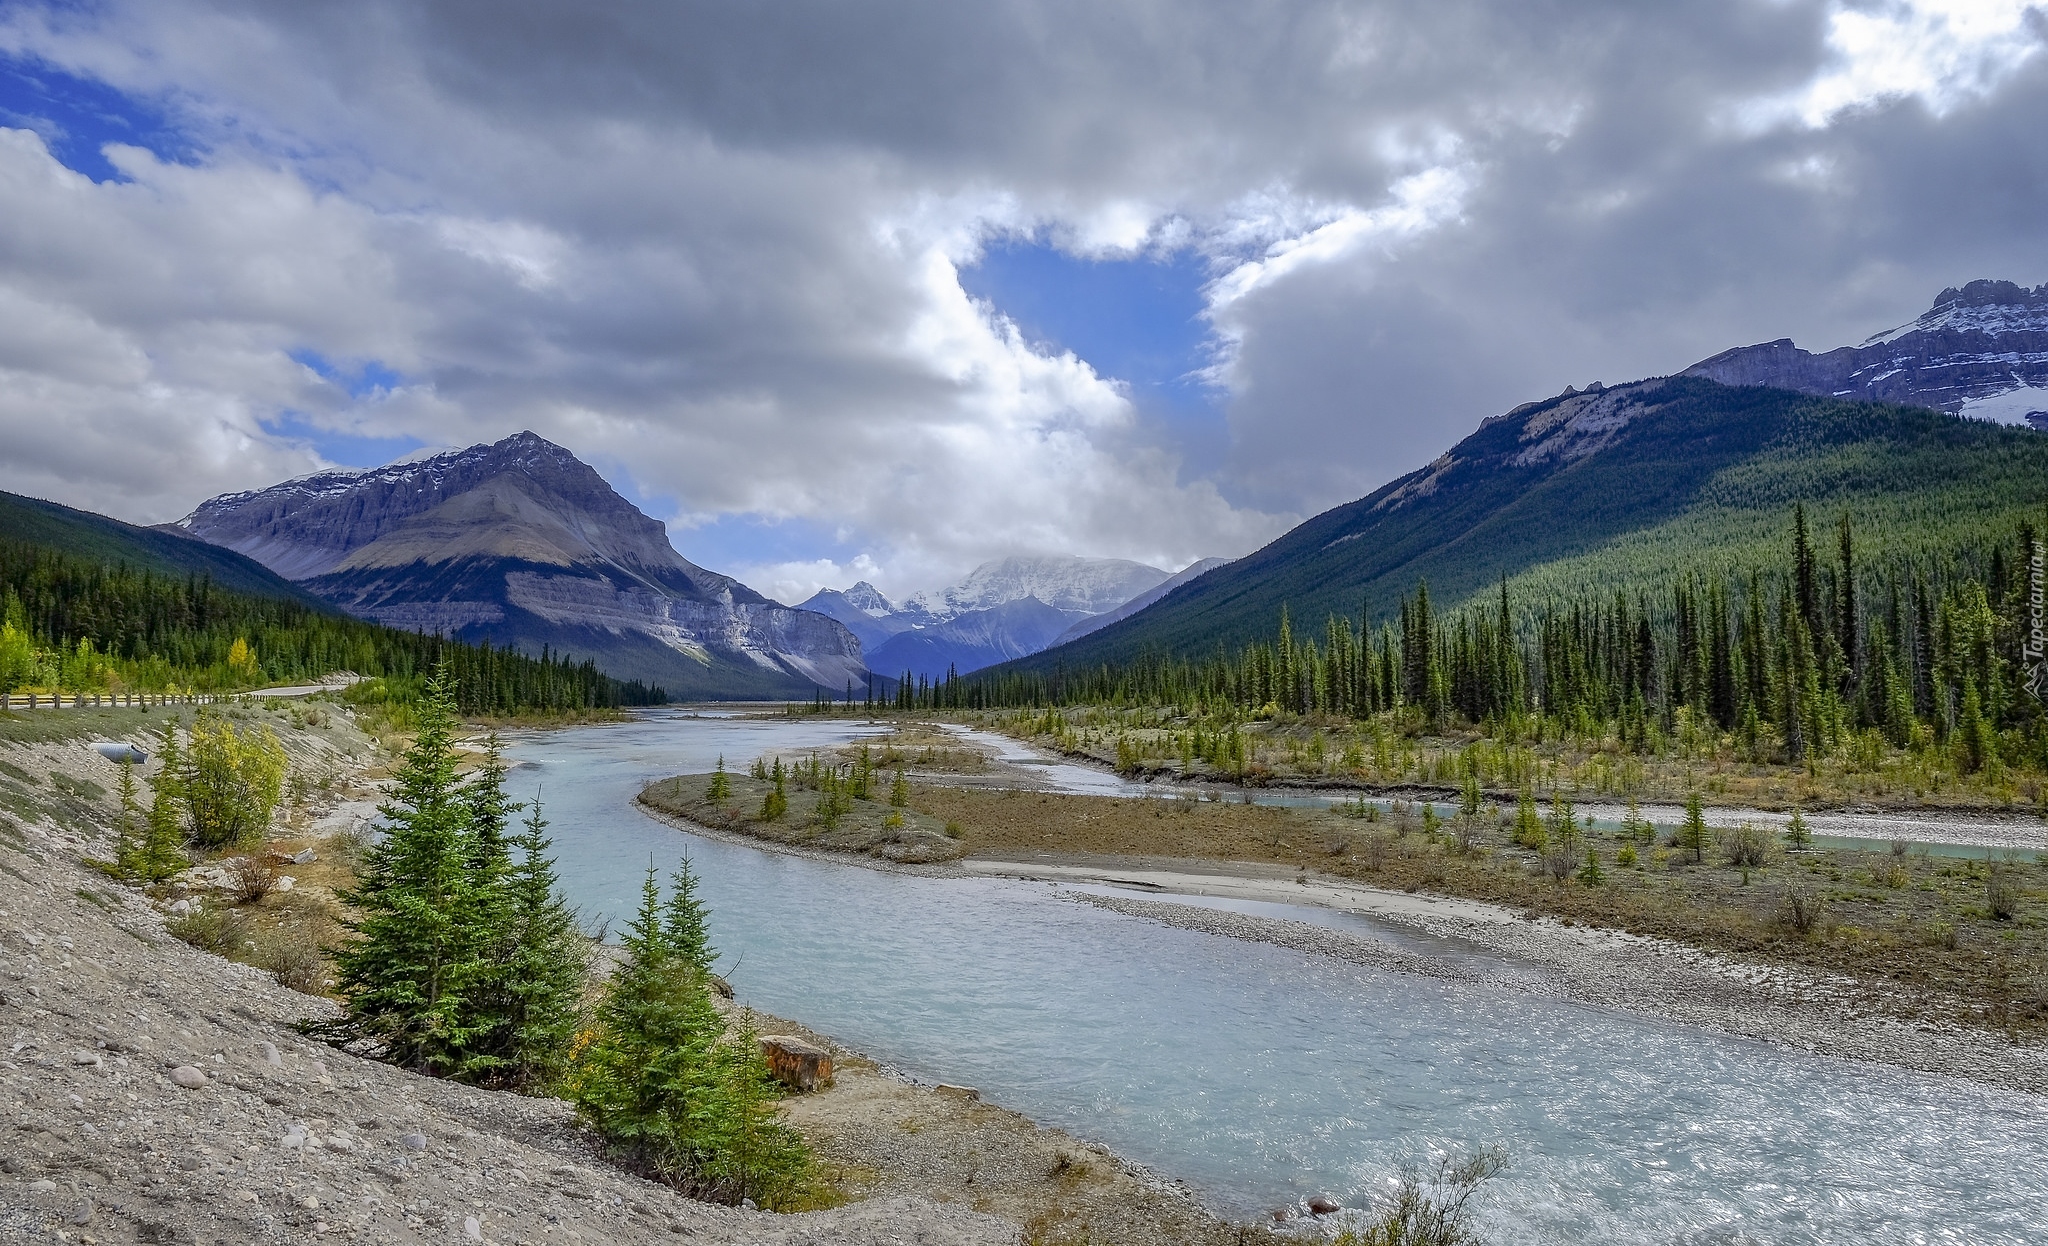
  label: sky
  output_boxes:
[0,1,2045,605]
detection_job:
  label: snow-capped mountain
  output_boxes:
[1684,279,2048,429]
[179,432,867,699]
[905,554,1170,619]
[803,554,1175,680]
[1052,556,1233,646]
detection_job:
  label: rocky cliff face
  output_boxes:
[180,432,867,698]
[1684,280,2048,429]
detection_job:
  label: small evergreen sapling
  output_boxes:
[708,757,730,802]
[1784,805,1811,849]
[1681,791,1708,863]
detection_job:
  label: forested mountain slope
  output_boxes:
[0,491,330,607]
[1011,377,2048,670]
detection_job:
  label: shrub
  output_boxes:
[168,904,253,958]
[226,855,278,904]
[1780,877,1825,936]
[1335,1145,1507,1246]
[182,710,288,848]
[264,935,327,994]
[1720,822,1770,868]
[1987,862,2021,921]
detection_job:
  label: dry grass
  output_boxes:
[903,783,2048,1035]
[641,773,965,864]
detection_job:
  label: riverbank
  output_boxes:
[642,733,2048,1098]
[0,704,1289,1244]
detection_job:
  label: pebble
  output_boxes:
[464,1215,484,1241]
[29,1179,56,1193]
[169,1065,208,1089]
[326,1133,354,1152]
[69,1049,101,1066]
[1307,1195,1341,1215]
[298,1195,320,1211]
[400,1132,428,1151]
[275,876,295,893]
[260,1040,282,1066]
[67,1197,94,1226]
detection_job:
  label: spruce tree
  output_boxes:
[1681,791,1708,863]
[136,724,189,882]
[663,855,715,977]
[572,866,727,1179]
[496,795,587,1090]
[708,756,730,802]
[1785,805,1811,849]
[451,734,522,1083]
[333,673,484,1076]
[112,760,146,879]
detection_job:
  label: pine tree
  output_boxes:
[495,795,587,1090]
[450,733,522,1083]
[663,855,714,977]
[1784,805,1811,849]
[708,756,730,802]
[1681,791,1708,863]
[889,769,910,807]
[112,760,146,879]
[570,866,811,1204]
[333,673,485,1076]
[1513,783,1543,848]
[135,723,189,882]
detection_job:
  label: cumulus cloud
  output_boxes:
[0,0,2043,597]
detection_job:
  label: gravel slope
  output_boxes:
[0,718,1017,1246]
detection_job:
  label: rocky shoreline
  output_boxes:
[644,779,2048,1101]
[1031,871,2048,1097]
[0,711,1029,1244]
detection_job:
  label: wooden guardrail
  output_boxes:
[0,691,229,710]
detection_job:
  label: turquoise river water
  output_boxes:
[499,710,2048,1243]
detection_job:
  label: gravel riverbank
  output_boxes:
[964,856,2048,1097]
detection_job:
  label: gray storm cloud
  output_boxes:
[0,0,2043,600]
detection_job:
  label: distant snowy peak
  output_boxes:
[1863,280,2048,346]
[916,554,1170,619]
[1684,279,2048,431]
[838,580,896,617]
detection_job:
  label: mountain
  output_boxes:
[904,555,1170,618]
[798,580,928,652]
[0,490,331,607]
[1051,557,1232,647]
[178,432,867,699]
[1685,279,2048,429]
[866,595,1093,683]
[802,554,1173,675]
[1002,378,2048,673]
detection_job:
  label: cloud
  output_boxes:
[0,0,2043,596]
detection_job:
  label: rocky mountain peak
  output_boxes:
[181,431,686,581]
[838,581,895,615]
[1683,279,2048,429]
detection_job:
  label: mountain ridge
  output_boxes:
[988,279,2048,675]
[179,432,867,699]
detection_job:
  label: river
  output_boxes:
[499,709,2048,1242]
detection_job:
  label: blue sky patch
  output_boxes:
[0,53,194,182]
[959,238,1217,404]
[291,350,405,400]
[262,413,424,470]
